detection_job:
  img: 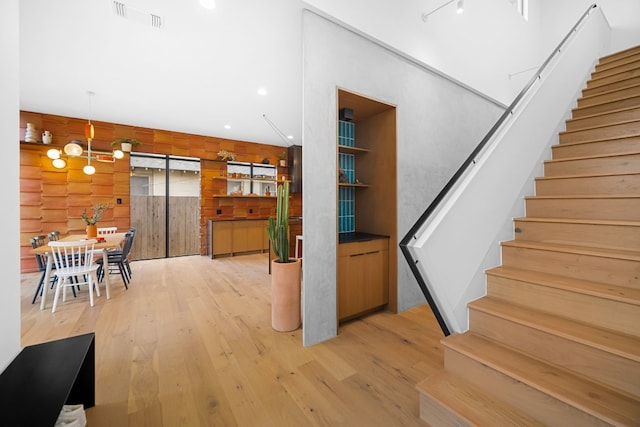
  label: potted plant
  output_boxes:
[111,137,141,153]
[81,203,111,238]
[278,151,287,167]
[266,181,301,331]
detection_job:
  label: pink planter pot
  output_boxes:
[271,258,302,332]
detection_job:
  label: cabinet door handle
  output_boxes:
[350,253,365,257]
[365,250,380,255]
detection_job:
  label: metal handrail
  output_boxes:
[399,4,599,336]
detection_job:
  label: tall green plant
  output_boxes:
[267,181,290,263]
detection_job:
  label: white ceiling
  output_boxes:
[20,0,303,147]
[19,0,638,148]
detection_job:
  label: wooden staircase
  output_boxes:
[416,46,640,426]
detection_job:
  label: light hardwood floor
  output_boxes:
[20,254,443,426]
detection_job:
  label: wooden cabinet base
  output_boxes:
[271,259,302,332]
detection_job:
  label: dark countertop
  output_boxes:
[339,232,388,244]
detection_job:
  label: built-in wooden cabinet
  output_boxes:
[336,89,398,322]
[209,219,268,258]
[337,237,389,321]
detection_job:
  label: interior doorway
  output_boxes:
[129,153,201,260]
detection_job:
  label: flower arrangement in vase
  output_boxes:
[82,203,111,238]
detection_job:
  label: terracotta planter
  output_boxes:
[86,224,98,239]
[271,258,302,332]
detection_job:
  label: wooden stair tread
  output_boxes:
[486,264,640,306]
[416,371,547,426]
[584,77,640,96]
[561,118,640,135]
[499,239,640,261]
[598,46,640,64]
[468,296,640,362]
[514,216,640,227]
[567,105,640,122]
[588,72,640,91]
[443,333,640,425]
[577,83,640,103]
[552,135,640,148]
[544,152,640,163]
[558,119,640,136]
[573,95,640,116]
[524,194,640,200]
[535,171,639,181]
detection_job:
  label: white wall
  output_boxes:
[304,0,639,106]
[304,0,543,106]
[542,0,640,54]
[302,9,504,346]
[0,0,22,371]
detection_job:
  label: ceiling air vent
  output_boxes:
[111,1,164,29]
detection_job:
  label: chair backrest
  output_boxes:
[31,235,48,271]
[120,231,135,257]
[49,239,97,271]
[30,235,47,249]
[48,231,61,241]
[97,226,118,235]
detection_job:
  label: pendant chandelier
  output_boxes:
[46,91,125,175]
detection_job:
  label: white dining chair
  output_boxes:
[97,226,118,235]
[49,239,101,313]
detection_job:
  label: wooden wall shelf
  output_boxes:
[338,145,370,154]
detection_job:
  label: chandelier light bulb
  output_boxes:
[47,148,61,160]
[52,158,66,169]
[113,149,125,159]
[64,141,83,156]
[83,164,96,175]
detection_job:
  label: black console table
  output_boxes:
[0,332,95,426]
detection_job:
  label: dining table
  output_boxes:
[31,233,127,310]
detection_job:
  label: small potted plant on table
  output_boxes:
[82,203,111,238]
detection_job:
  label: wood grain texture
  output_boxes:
[20,254,444,426]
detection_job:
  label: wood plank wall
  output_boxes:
[19,111,302,273]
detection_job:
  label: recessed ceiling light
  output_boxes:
[287,135,294,140]
[200,0,216,9]
[224,124,231,129]
[257,87,268,96]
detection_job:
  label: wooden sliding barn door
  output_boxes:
[129,154,201,260]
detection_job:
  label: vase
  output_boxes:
[271,258,302,332]
[86,225,98,239]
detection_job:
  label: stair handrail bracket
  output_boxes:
[401,4,611,335]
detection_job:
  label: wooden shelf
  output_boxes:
[338,144,370,154]
[338,183,370,188]
[213,176,276,182]
[213,195,276,198]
